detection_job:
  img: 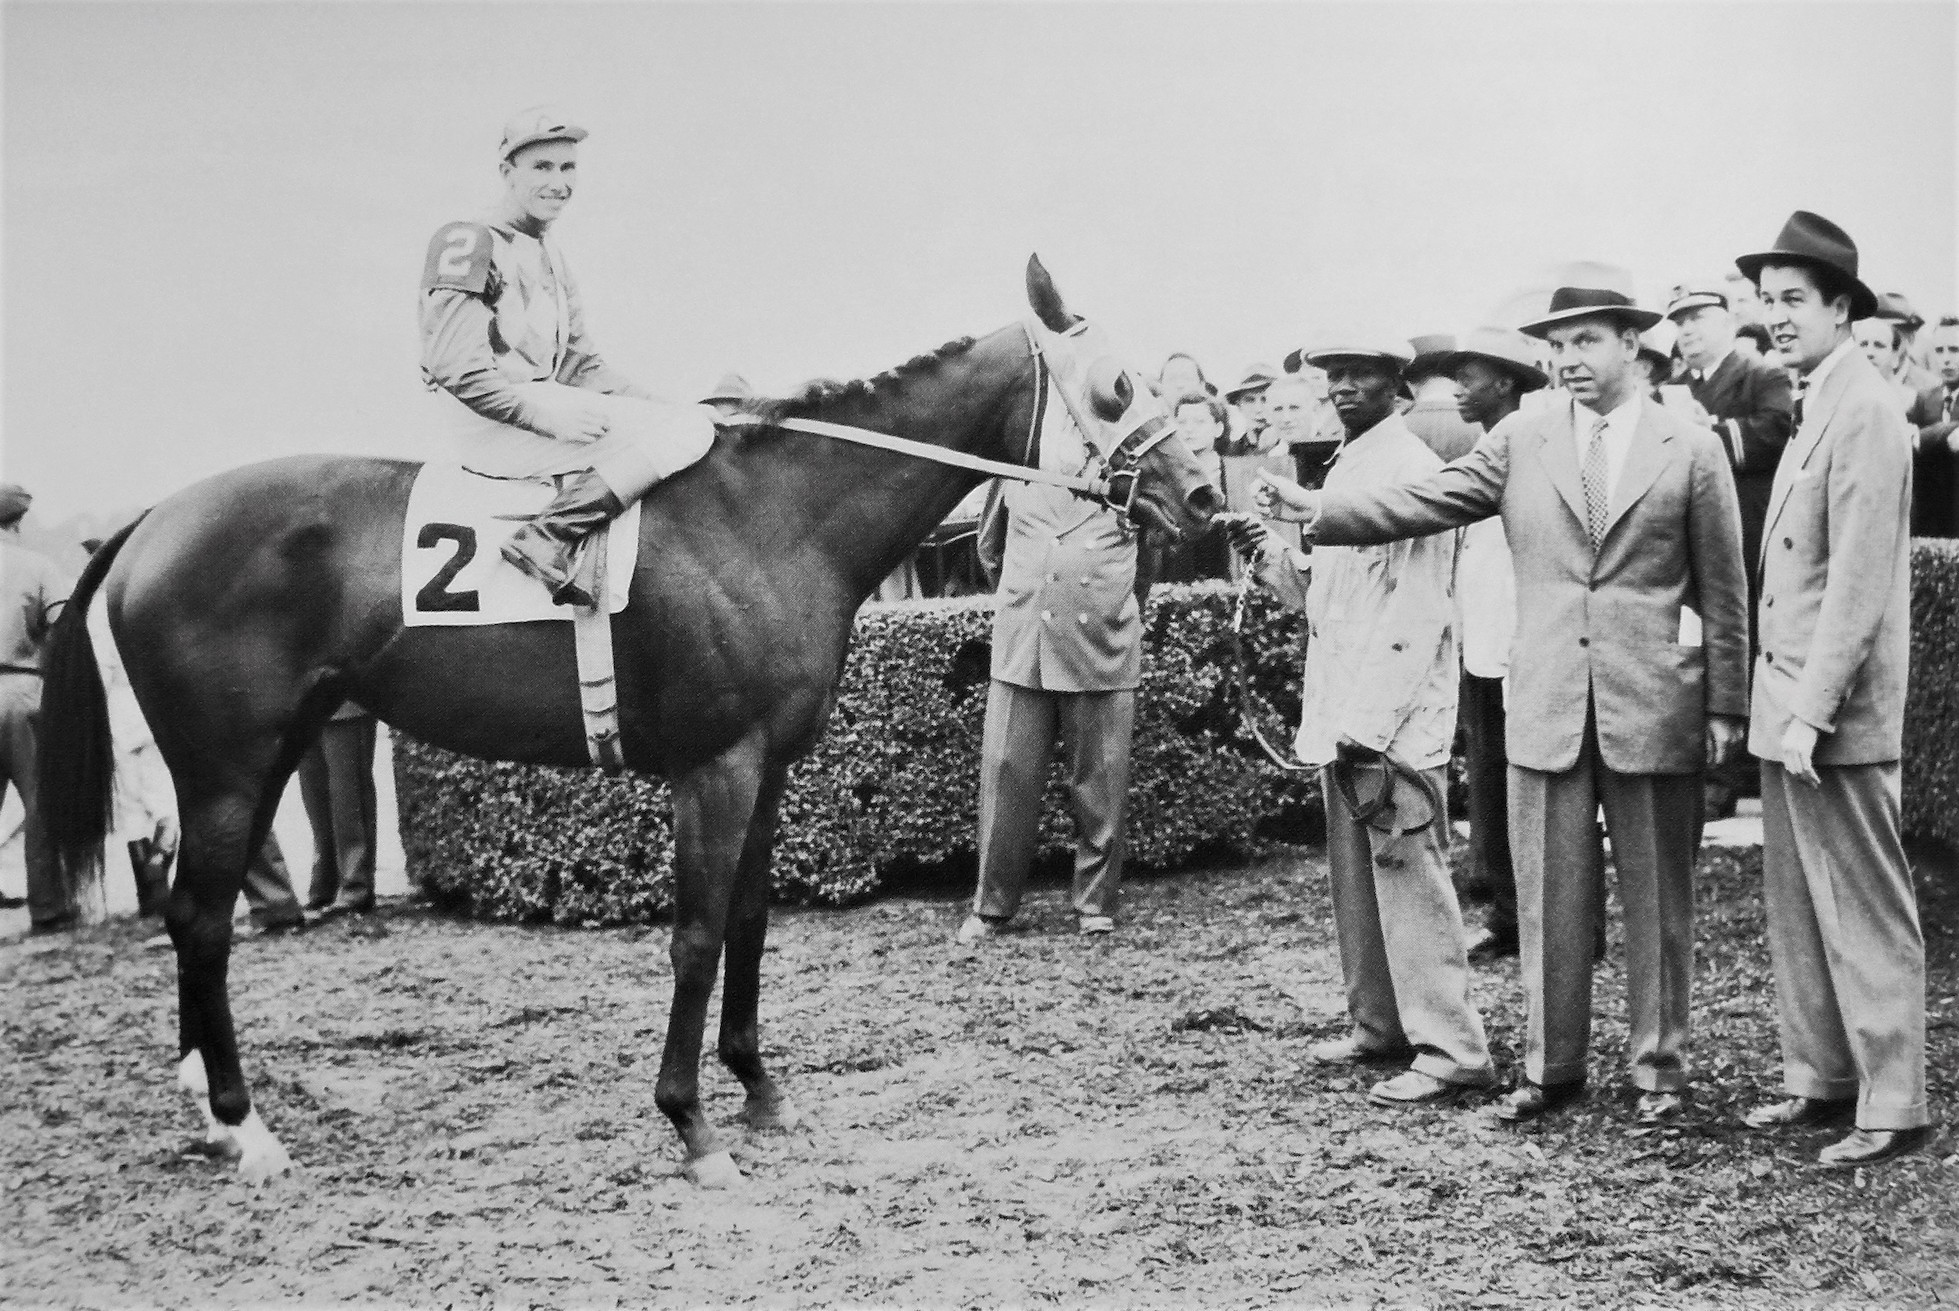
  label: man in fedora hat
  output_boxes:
[420,106,718,607]
[1875,292,1937,394]
[1734,211,1930,1168]
[1430,328,1553,962]
[1253,271,1751,1126]
[1402,335,1482,464]
[1223,363,1276,444]
[1225,342,1495,1109]
[1667,282,1796,640]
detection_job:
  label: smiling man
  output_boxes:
[1226,343,1494,1110]
[1252,271,1751,1127]
[419,107,717,606]
[1734,212,1928,1169]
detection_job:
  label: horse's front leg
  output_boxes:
[655,733,767,1188]
[718,766,800,1131]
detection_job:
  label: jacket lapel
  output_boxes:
[1600,397,1674,541]
[1535,397,1589,535]
[1761,348,1858,547]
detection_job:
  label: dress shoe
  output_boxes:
[1635,1091,1685,1125]
[317,897,376,919]
[1818,1125,1933,1168]
[1491,1080,1586,1124]
[28,911,80,935]
[237,916,308,941]
[1368,1070,1475,1107]
[1307,1034,1413,1066]
[1077,915,1115,936]
[1743,1096,1856,1130]
[1467,924,1519,963]
[955,914,1007,945]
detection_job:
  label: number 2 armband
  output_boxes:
[421,221,496,297]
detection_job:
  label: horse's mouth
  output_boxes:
[1132,494,1183,542]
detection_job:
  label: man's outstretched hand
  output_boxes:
[1253,470,1317,524]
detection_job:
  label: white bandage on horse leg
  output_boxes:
[177,1051,229,1146]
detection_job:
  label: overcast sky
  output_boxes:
[5,1,1955,521]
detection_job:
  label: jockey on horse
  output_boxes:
[419,106,717,606]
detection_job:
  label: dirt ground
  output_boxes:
[4,845,1957,1310]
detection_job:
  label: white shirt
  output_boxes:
[1571,392,1642,499]
[1800,336,1857,398]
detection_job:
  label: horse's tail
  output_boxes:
[37,514,145,875]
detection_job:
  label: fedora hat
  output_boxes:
[499,105,588,161]
[1432,326,1550,393]
[700,371,755,405]
[1519,262,1662,339]
[1301,342,1412,374]
[1404,333,1458,382]
[1875,292,1923,331]
[1734,210,1878,321]
[1224,363,1278,400]
[1665,283,1730,321]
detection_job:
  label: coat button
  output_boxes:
[1784,537,1793,548]
[1049,572,1058,582]
[1579,637,1590,647]
[1080,577,1091,585]
[1077,613,1089,625]
[1765,596,1774,608]
[1765,651,1774,663]
[1041,610,1052,623]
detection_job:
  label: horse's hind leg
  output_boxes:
[166,784,295,1183]
[719,767,799,1132]
[655,735,767,1188]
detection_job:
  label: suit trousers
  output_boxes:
[2,672,71,925]
[242,834,305,928]
[1759,760,1927,1130]
[1460,671,1515,934]
[973,680,1134,921]
[1510,710,1700,1091]
[1324,763,1494,1084]
[297,717,379,909]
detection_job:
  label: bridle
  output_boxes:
[721,320,1178,519]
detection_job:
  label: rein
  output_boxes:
[723,322,1177,514]
[1226,571,1443,836]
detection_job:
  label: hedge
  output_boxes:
[395,583,1319,924]
[397,545,1959,925]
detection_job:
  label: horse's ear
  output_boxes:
[1026,254,1080,333]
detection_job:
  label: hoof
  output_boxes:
[231,1109,294,1185]
[683,1150,743,1189]
[738,1097,802,1132]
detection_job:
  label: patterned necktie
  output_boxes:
[1582,415,1611,549]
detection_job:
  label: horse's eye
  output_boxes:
[1086,361,1131,422]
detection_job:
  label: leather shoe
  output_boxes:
[1491,1080,1586,1124]
[1818,1125,1933,1168]
[317,898,376,919]
[1368,1070,1477,1107]
[1743,1096,1856,1130]
[238,916,308,940]
[1308,1034,1414,1066]
[1467,924,1519,963]
[28,911,80,935]
[1636,1091,1685,1125]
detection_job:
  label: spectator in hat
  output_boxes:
[1402,335,1482,463]
[1853,318,1918,419]
[296,705,381,917]
[1434,328,1552,962]
[1876,293,1938,393]
[1149,393,1232,582]
[1906,315,1959,537]
[1735,211,1928,1168]
[701,372,755,419]
[1254,267,1751,1127]
[1635,322,1679,401]
[1224,364,1277,446]
[1668,283,1796,641]
[1226,343,1495,1110]
[0,484,76,930]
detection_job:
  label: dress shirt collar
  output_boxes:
[1800,336,1856,393]
[1690,348,1732,383]
[1572,391,1642,496]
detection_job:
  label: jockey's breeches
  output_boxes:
[439,382,717,501]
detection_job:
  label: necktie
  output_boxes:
[1582,415,1611,549]
[1792,378,1807,427]
[1944,387,1956,423]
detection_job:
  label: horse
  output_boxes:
[38,256,1222,1187]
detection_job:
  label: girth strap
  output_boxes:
[571,544,626,774]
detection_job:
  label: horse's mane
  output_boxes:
[744,336,979,424]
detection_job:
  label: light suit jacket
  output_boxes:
[1749,346,1913,766]
[1315,394,1750,776]
[980,481,1141,693]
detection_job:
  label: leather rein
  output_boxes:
[723,323,1177,515]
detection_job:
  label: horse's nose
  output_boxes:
[1186,482,1224,521]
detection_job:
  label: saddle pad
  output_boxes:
[401,464,640,627]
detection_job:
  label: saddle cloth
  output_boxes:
[401,464,640,627]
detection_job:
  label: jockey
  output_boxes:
[419,106,717,606]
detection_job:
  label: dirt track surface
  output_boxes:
[4,847,1957,1309]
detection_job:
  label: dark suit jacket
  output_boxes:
[1314,394,1750,776]
[1751,347,1913,765]
[1906,382,1958,537]
[1686,351,1794,565]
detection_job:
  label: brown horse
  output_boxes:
[38,257,1220,1186]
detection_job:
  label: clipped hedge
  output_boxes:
[396,584,1320,924]
[1904,540,1959,854]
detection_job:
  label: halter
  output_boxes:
[721,320,1177,517]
